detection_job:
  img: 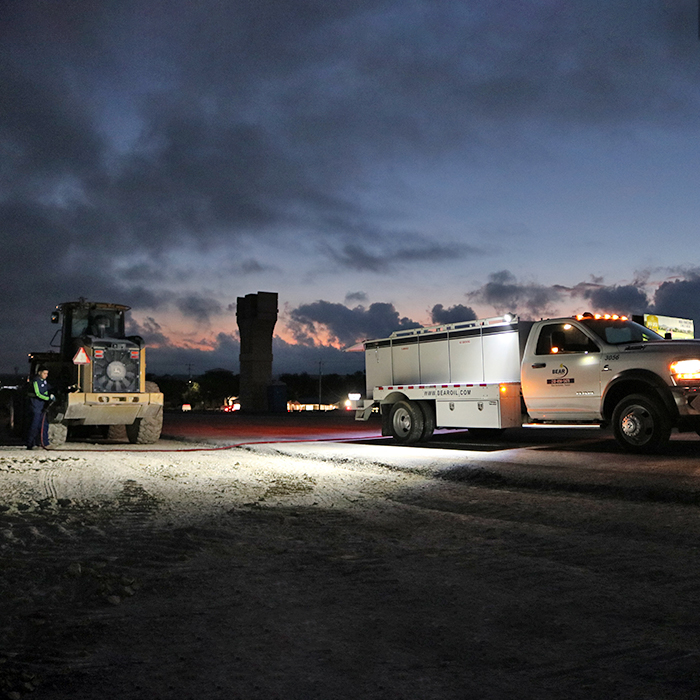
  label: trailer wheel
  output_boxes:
[612,394,671,453]
[389,400,424,444]
[417,401,435,442]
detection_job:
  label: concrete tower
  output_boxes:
[236,291,278,413]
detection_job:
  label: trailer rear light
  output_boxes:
[499,384,507,393]
[670,359,700,381]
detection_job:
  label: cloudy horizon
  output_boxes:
[3,1,700,377]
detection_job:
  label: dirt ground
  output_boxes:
[2,435,700,699]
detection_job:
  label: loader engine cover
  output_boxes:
[92,342,140,393]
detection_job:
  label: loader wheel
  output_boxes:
[612,394,671,454]
[126,412,163,444]
[389,400,424,444]
[126,382,163,444]
[107,425,127,441]
[46,423,68,448]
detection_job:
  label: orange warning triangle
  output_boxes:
[73,347,91,365]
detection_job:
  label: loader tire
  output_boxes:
[46,423,68,448]
[107,425,127,441]
[126,382,163,444]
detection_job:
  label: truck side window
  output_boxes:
[535,323,600,355]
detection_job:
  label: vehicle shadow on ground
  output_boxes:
[360,427,700,457]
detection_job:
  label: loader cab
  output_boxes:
[52,301,129,360]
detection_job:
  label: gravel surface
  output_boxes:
[1,438,700,699]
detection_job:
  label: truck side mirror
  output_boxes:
[665,332,672,340]
[51,311,60,324]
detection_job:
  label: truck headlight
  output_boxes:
[670,359,700,381]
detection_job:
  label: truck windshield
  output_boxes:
[580,319,664,345]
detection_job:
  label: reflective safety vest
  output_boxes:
[31,377,50,401]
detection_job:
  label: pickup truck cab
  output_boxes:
[353,313,700,453]
[521,314,700,451]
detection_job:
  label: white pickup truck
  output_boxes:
[352,313,700,453]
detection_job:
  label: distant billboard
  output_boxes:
[642,314,695,340]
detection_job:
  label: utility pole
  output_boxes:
[318,359,324,406]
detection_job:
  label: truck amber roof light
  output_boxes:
[577,313,628,321]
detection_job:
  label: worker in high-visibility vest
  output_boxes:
[26,366,53,449]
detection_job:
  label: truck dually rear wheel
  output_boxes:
[612,394,671,454]
[389,400,425,444]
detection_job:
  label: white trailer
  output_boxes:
[354,314,527,443]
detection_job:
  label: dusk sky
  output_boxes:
[2,1,700,377]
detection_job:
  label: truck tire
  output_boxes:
[126,382,163,444]
[612,394,671,454]
[389,400,424,444]
[46,422,68,448]
[417,401,435,442]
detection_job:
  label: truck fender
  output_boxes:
[601,369,677,422]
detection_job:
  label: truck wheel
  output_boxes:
[417,401,435,442]
[612,394,671,453]
[389,400,424,444]
[46,423,68,448]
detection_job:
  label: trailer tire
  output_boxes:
[389,400,424,444]
[612,394,671,454]
[417,401,435,442]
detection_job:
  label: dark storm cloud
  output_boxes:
[290,301,419,347]
[3,0,700,371]
[468,271,563,318]
[430,304,477,325]
[0,67,103,178]
[325,239,477,272]
[128,316,170,347]
[652,273,700,330]
[579,284,650,314]
[175,295,225,323]
[143,332,241,376]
